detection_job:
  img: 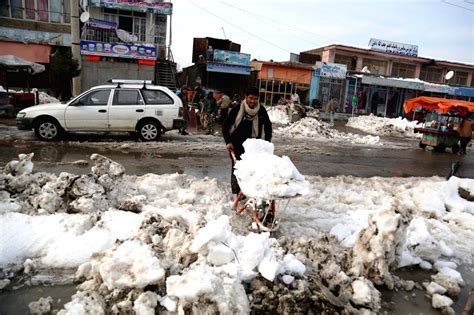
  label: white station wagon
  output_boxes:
[16,80,185,141]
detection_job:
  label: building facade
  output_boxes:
[0,0,72,89]
[79,0,172,90]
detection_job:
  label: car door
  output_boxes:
[141,89,177,129]
[108,89,145,130]
[64,89,112,131]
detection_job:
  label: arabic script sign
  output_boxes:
[369,38,418,57]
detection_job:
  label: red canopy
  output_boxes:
[403,96,474,114]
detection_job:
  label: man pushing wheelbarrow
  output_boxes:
[223,87,309,231]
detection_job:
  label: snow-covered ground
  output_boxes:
[275,117,381,145]
[1,140,472,314]
[347,114,423,138]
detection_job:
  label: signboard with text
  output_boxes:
[313,62,347,79]
[369,38,418,57]
[80,40,157,60]
[207,63,251,75]
[88,0,172,15]
[213,49,251,66]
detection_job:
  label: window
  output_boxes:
[113,90,143,105]
[37,0,48,21]
[334,54,355,70]
[78,90,111,106]
[362,58,388,75]
[452,71,468,86]
[154,14,167,45]
[391,62,416,78]
[63,0,70,22]
[11,0,24,18]
[267,68,274,78]
[0,0,10,17]
[103,9,146,43]
[419,67,442,83]
[50,0,61,22]
[471,75,474,87]
[141,90,173,104]
[133,17,146,42]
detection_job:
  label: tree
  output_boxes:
[51,48,80,101]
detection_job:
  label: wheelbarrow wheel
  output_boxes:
[452,144,460,154]
[419,141,427,149]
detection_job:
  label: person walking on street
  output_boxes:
[204,91,217,135]
[177,86,189,135]
[218,93,230,123]
[222,87,272,194]
[326,98,338,126]
[457,114,474,155]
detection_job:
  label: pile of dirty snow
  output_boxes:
[1,153,473,314]
[347,114,422,138]
[266,105,290,125]
[34,89,60,104]
[275,117,381,145]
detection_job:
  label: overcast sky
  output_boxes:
[170,0,473,68]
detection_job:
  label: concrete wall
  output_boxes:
[81,57,155,91]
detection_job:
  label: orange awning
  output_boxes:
[0,42,51,63]
[403,96,474,114]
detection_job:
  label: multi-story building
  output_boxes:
[79,0,173,90]
[0,0,72,89]
[300,42,474,116]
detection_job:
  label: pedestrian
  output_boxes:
[457,114,474,155]
[290,92,300,104]
[231,93,240,109]
[217,93,230,123]
[204,91,217,135]
[222,86,272,194]
[177,86,189,135]
[326,98,338,126]
[371,92,379,115]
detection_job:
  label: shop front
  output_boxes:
[310,62,347,110]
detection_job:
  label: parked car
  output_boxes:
[16,80,185,141]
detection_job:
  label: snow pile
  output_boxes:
[347,114,422,138]
[234,139,310,199]
[1,154,473,314]
[275,117,381,145]
[266,105,290,125]
[37,91,60,104]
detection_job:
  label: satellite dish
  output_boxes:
[116,29,138,43]
[361,66,370,73]
[79,11,90,23]
[445,70,454,80]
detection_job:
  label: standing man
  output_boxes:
[204,91,217,135]
[177,85,189,135]
[222,87,272,194]
[458,114,474,155]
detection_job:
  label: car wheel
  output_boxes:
[138,120,161,141]
[34,118,63,141]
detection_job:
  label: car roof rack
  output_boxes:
[107,79,155,89]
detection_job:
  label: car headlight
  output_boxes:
[17,112,26,118]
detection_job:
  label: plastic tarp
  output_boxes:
[403,96,474,114]
[0,55,45,74]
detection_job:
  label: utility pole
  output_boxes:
[71,0,82,95]
[221,27,227,39]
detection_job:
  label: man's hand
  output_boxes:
[226,143,234,152]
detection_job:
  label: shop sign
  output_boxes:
[361,76,424,90]
[423,82,452,94]
[313,62,347,79]
[451,87,474,97]
[206,63,251,75]
[369,38,418,57]
[213,49,250,66]
[88,0,172,15]
[80,40,157,60]
[0,27,71,46]
[86,18,117,30]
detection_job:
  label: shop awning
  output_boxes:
[403,96,474,113]
[0,55,45,74]
[451,87,474,98]
[423,82,452,94]
[0,42,51,63]
[361,76,424,90]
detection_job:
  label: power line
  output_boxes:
[441,0,474,11]
[186,0,291,53]
[220,1,341,43]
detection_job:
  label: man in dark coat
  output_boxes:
[222,86,272,194]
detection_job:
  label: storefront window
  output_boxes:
[362,58,388,75]
[419,67,442,83]
[391,62,416,78]
[452,71,468,86]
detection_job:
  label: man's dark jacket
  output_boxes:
[222,105,272,157]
